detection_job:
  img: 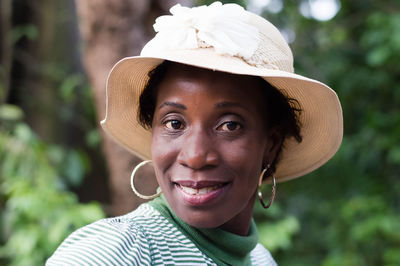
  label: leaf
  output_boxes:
[0,104,24,121]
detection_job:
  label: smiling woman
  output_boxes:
[47,1,342,265]
[151,63,278,234]
[142,62,302,236]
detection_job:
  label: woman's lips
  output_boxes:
[173,180,230,206]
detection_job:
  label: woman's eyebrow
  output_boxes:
[159,101,187,110]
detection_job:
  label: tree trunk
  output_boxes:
[0,0,12,104]
[74,0,189,215]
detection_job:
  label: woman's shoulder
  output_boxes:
[46,203,161,266]
[250,243,278,266]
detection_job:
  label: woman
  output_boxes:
[47,2,342,265]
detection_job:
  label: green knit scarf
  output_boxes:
[148,196,258,266]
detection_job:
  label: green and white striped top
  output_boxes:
[47,197,277,265]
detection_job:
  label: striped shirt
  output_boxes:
[47,203,277,265]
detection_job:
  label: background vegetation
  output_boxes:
[1,0,399,265]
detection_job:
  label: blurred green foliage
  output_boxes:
[0,1,107,264]
[0,112,105,266]
[254,201,301,252]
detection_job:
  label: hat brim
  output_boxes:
[101,48,343,182]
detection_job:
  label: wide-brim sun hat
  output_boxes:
[101,2,343,183]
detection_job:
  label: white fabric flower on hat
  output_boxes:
[142,2,260,60]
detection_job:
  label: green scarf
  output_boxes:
[148,196,259,266]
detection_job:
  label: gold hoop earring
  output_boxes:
[130,160,162,200]
[258,164,276,209]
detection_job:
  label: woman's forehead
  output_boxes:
[154,63,267,117]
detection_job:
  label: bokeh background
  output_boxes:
[1,0,399,265]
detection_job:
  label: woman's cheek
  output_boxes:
[221,138,256,164]
[152,133,180,171]
[220,139,263,184]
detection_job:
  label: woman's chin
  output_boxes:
[178,211,227,229]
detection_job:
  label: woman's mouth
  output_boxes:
[173,181,230,206]
[178,183,224,195]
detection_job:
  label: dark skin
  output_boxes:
[151,64,281,236]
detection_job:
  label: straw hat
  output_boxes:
[101,2,343,182]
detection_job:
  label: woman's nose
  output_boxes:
[177,127,219,170]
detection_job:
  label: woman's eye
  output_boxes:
[164,120,184,130]
[218,121,242,131]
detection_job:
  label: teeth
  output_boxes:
[180,186,198,195]
[179,185,221,195]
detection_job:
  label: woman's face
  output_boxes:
[151,64,276,234]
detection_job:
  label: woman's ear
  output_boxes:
[263,130,283,168]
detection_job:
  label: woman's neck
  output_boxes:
[218,193,257,236]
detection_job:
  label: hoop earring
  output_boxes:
[258,164,276,209]
[130,160,162,200]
